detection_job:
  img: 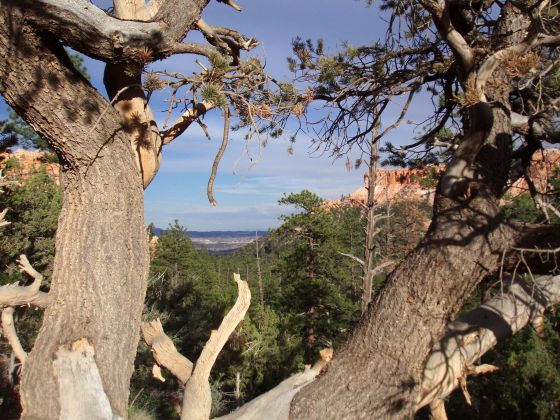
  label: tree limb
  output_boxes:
[338,252,365,267]
[182,273,251,420]
[0,255,48,309]
[9,0,209,63]
[216,349,333,420]
[419,0,475,76]
[416,273,560,410]
[161,101,216,145]
[475,3,545,98]
[207,107,230,206]
[141,319,194,384]
[1,307,27,364]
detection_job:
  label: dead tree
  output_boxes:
[141,273,251,420]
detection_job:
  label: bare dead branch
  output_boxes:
[161,101,216,145]
[215,349,333,420]
[419,0,475,76]
[1,307,27,364]
[141,318,194,384]
[416,273,560,410]
[511,245,560,254]
[217,0,242,12]
[0,255,48,309]
[0,208,9,228]
[168,42,217,57]
[182,273,251,420]
[338,252,365,267]
[476,4,546,98]
[429,399,448,420]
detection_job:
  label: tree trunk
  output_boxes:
[21,143,148,419]
[0,8,149,419]
[290,88,514,420]
[290,3,533,417]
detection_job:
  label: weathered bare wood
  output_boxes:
[1,307,27,364]
[53,338,121,420]
[0,255,48,309]
[9,0,209,63]
[215,349,332,420]
[162,101,216,145]
[429,399,448,420]
[141,319,194,384]
[416,273,560,409]
[182,273,250,420]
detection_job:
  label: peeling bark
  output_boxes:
[53,339,121,420]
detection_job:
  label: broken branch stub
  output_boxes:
[141,318,194,384]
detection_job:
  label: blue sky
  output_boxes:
[2,1,429,231]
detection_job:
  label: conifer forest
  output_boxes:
[0,1,560,419]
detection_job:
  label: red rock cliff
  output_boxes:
[329,148,560,207]
[0,149,60,183]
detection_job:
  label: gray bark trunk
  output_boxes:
[0,8,149,419]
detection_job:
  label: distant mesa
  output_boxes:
[149,230,267,255]
[325,166,438,208]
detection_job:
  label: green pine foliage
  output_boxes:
[0,165,61,379]
[0,165,61,283]
[274,191,362,358]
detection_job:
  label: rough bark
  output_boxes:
[291,102,514,420]
[0,7,149,419]
[290,3,530,418]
